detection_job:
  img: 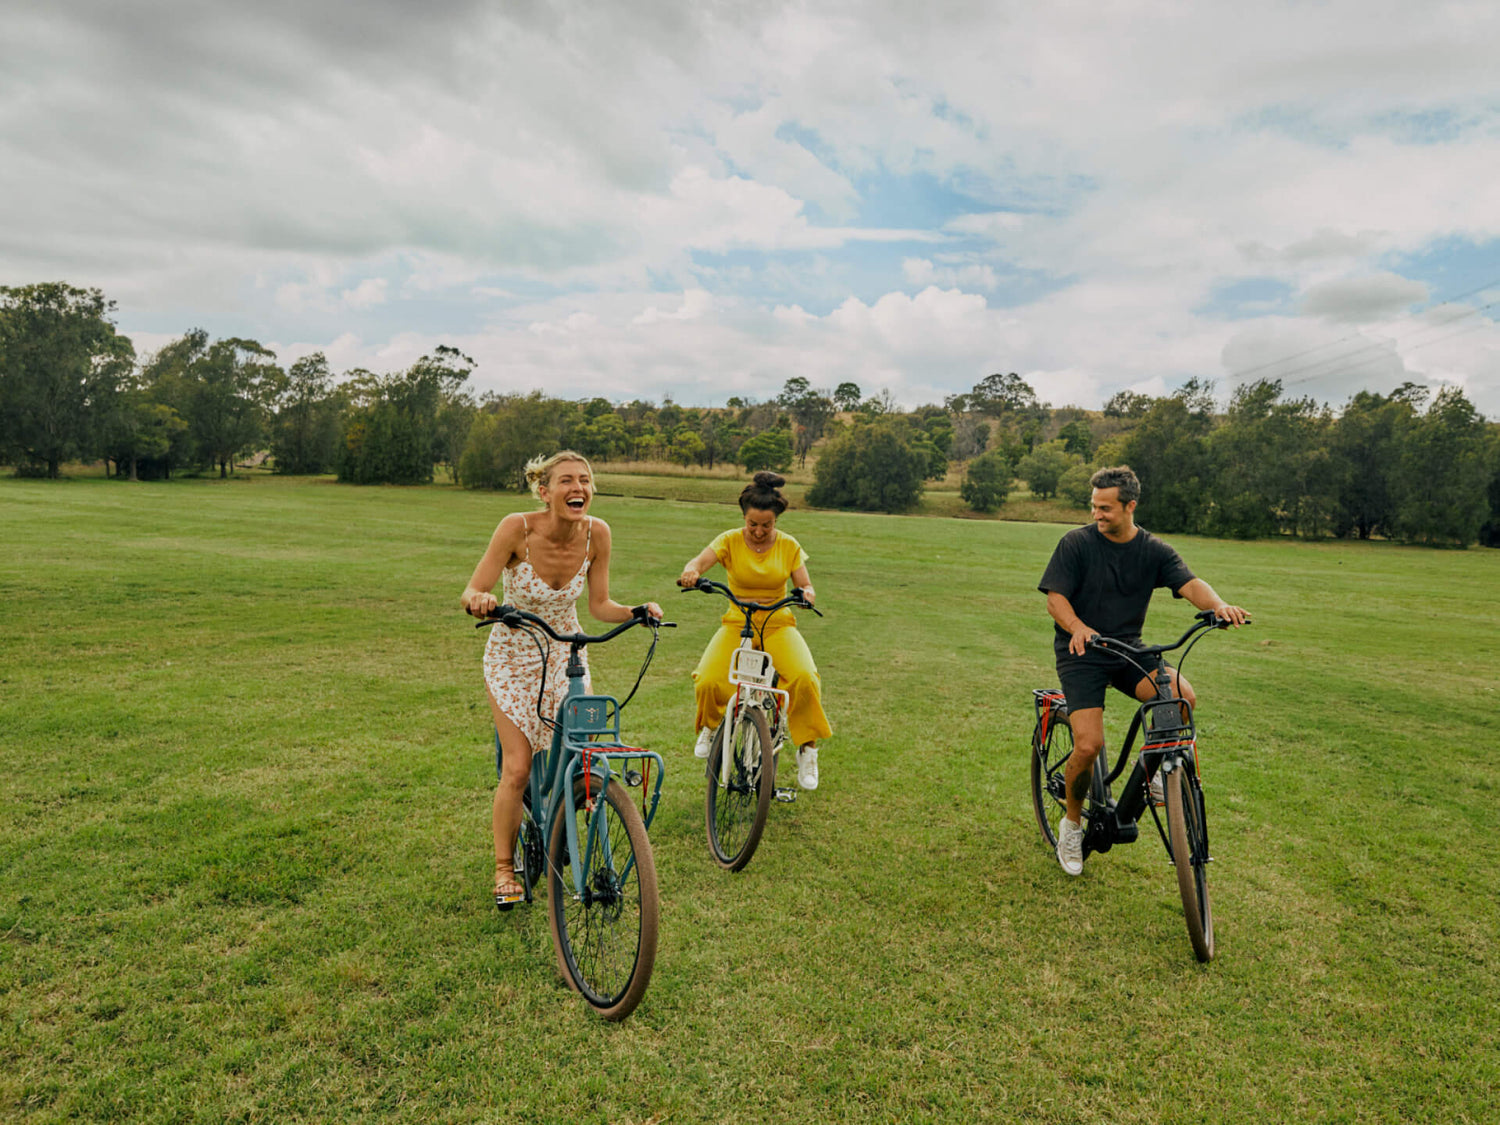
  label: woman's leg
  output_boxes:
[692,625,741,735]
[763,626,832,748]
[488,688,533,895]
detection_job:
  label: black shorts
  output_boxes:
[1055,647,1166,712]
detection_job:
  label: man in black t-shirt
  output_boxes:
[1037,465,1248,877]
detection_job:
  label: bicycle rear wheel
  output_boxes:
[1164,765,1214,962]
[547,776,660,1019]
[705,707,775,871]
[1030,702,1073,847]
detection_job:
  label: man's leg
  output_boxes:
[1132,666,1196,708]
[1062,706,1105,825]
[1054,656,1111,875]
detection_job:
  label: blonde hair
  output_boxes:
[524,450,593,502]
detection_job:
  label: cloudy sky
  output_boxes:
[4,0,1499,415]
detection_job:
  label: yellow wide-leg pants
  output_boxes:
[692,623,832,748]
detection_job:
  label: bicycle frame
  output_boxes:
[719,632,789,788]
[486,613,667,900]
[1095,660,1204,861]
[1080,616,1219,862]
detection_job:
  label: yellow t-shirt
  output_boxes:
[710,528,808,629]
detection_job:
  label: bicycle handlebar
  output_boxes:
[679,577,823,617]
[477,605,677,643]
[1086,609,1248,658]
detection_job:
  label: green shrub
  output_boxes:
[960,449,1013,512]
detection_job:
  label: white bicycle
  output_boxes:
[683,579,821,871]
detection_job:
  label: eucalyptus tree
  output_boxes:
[269,352,341,475]
[1392,386,1489,546]
[0,282,135,477]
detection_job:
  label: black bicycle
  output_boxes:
[1030,610,1244,961]
[681,578,822,871]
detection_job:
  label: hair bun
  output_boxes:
[753,471,786,489]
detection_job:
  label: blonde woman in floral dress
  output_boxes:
[462,451,661,910]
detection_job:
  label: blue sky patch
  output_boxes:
[1385,237,1500,309]
[1195,277,1297,320]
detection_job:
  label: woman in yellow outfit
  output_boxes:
[677,472,832,789]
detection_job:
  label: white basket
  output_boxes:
[728,646,775,687]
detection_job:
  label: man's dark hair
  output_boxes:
[1089,465,1140,505]
[739,471,789,514]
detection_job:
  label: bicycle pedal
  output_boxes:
[774,787,798,803]
[623,769,643,787]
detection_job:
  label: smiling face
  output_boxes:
[1090,486,1136,540]
[742,506,777,549]
[539,459,593,521]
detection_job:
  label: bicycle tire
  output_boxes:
[1165,765,1214,962]
[546,775,660,1019]
[1030,702,1073,847]
[705,707,775,871]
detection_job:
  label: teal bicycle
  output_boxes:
[479,605,670,1020]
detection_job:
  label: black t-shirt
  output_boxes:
[1038,525,1195,654]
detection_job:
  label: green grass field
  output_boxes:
[2,474,1497,1123]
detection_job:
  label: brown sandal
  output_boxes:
[494,863,525,912]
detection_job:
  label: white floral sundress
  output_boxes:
[483,515,593,751]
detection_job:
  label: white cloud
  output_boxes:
[632,288,714,325]
[341,278,388,309]
[1299,273,1428,322]
[3,0,1500,417]
[902,258,998,291]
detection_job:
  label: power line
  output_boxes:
[1280,316,1496,392]
[1266,298,1499,389]
[1224,275,1500,388]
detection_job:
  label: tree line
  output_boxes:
[3,282,1498,547]
[974,377,1500,548]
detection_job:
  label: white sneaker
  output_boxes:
[1056,815,1084,876]
[1149,772,1165,807]
[796,744,819,790]
[694,728,713,759]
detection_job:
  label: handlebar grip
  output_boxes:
[476,604,522,628]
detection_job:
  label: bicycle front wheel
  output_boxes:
[547,776,660,1019]
[1030,702,1073,848]
[1165,765,1214,962]
[705,707,775,871]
